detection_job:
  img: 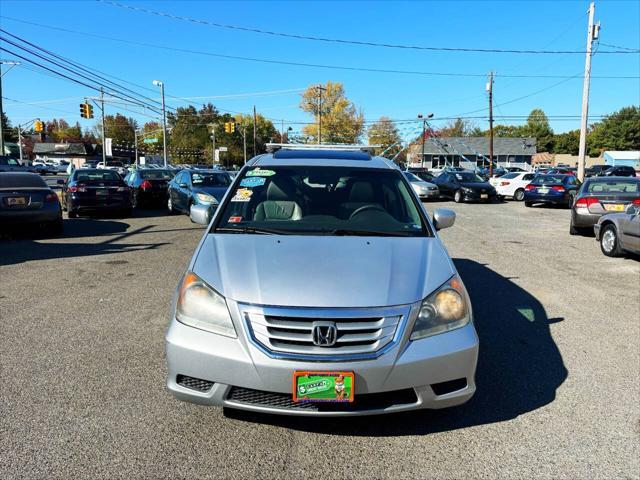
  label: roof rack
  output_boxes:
[265,143,380,154]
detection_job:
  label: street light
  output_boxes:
[152,79,168,167]
[417,113,433,170]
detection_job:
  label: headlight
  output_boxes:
[410,276,471,340]
[195,193,217,204]
[461,187,473,192]
[176,272,236,337]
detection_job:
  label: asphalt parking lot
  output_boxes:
[1,200,638,479]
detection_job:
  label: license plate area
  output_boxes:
[538,188,549,194]
[293,371,354,403]
[604,204,624,212]
[480,193,488,199]
[5,196,28,206]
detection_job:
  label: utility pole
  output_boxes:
[243,124,247,164]
[100,88,107,168]
[0,62,4,156]
[17,123,23,163]
[487,72,494,177]
[417,114,426,169]
[134,129,138,167]
[316,84,327,144]
[152,80,168,167]
[578,2,599,182]
[253,105,257,157]
[281,119,285,143]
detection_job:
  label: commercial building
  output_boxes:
[408,137,536,171]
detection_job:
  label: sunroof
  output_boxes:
[272,149,371,161]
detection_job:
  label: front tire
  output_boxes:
[524,201,533,207]
[567,192,576,209]
[454,190,463,203]
[600,225,622,257]
[68,210,78,218]
[514,189,525,201]
[167,196,176,214]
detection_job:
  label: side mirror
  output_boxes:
[57,179,65,185]
[433,208,456,231]
[190,204,212,225]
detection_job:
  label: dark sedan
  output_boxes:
[524,174,580,208]
[123,169,175,208]
[0,172,63,234]
[433,171,497,203]
[167,169,232,214]
[600,166,637,177]
[570,177,640,235]
[62,169,132,218]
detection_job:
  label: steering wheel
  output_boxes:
[349,204,387,219]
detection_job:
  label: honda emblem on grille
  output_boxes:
[311,321,337,347]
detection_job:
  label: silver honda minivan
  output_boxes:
[166,146,479,416]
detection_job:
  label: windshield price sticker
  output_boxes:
[240,177,266,187]
[247,168,276,177]
[231,188,253,202]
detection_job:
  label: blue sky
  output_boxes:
[1,0,638,138]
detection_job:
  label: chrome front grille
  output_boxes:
[242,306,408,360]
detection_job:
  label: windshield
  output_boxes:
[141,170,174,180]
[403,172,422,182]
[74,170,121,182]
[534,175,565,185]
[501,173,519,179]
[455,172,484,183]
[191,172,231,187]
[213,166,429,236]
[586,180,638,193]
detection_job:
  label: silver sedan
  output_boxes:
[594,203,640,257]
[403,171,440,200]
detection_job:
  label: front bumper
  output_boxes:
[417,190,440,200]
[0,207,61,225]
[68,196,130,212]
[572,208,602,227]
[524,192,566,204]
[166,300,479,416]
[462,190,496,202]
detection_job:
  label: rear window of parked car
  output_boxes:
[587,180,638,193]
[191,172,231,187]
[533,175,565,185]
[0,156,21,166]
[0,173,47,188]
[73,170,121,182]
[141,170,174,180]
[501,173,519,179]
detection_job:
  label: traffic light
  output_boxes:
[34,120,44,133]
[224,122,235,133]
[79,103,94,119]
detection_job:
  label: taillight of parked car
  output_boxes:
[551,186,566,192]
[525,184,536,191]
[574,197,600,208]
[44,192,59,203]
[67,185,86,193]
[500,181,510,186]
[633,199,640,205]
[140,180,152,191]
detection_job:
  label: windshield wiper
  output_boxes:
[215,226,290,235]
[322,228,414,237]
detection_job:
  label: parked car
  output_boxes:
[0,156,30,173]
[56,161,71,175]
[166,146,478,416]
[546,168,575,176]
[599,166,637,177]
[124,168,175,208]
[570,177,640,235]
[433,170,497,203]
[408,168,435,183]
[167,169,232,215]
[0,172,63,234]
[594,203,640,257]
[97,161,128,176]
[585,164,611,177]
[61,168,132,218]
[403,171,439,200]
[504,167,527,173]
[489,172,536,201]
[524,174,580,208]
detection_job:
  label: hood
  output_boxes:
[193,186,228,201]
[192,235,455,308]
[460,182,494,191]
[412,181,437,189]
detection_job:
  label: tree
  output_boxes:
[45,119,83,143]
[522,108,554,152]
[99,114,137,146]
[300,82,364,143]
[438,118,476,137]
[367,116,403,161]
[587,106,640,156]
[2,111,18,142]
[492,124,525,137]
[554,129,580,155]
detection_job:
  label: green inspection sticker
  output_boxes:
[247,168,276,177]
[293,372,354,403]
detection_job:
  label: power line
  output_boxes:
[598,42,640,52]
[97,0,639,55]
[2,17,638,80]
